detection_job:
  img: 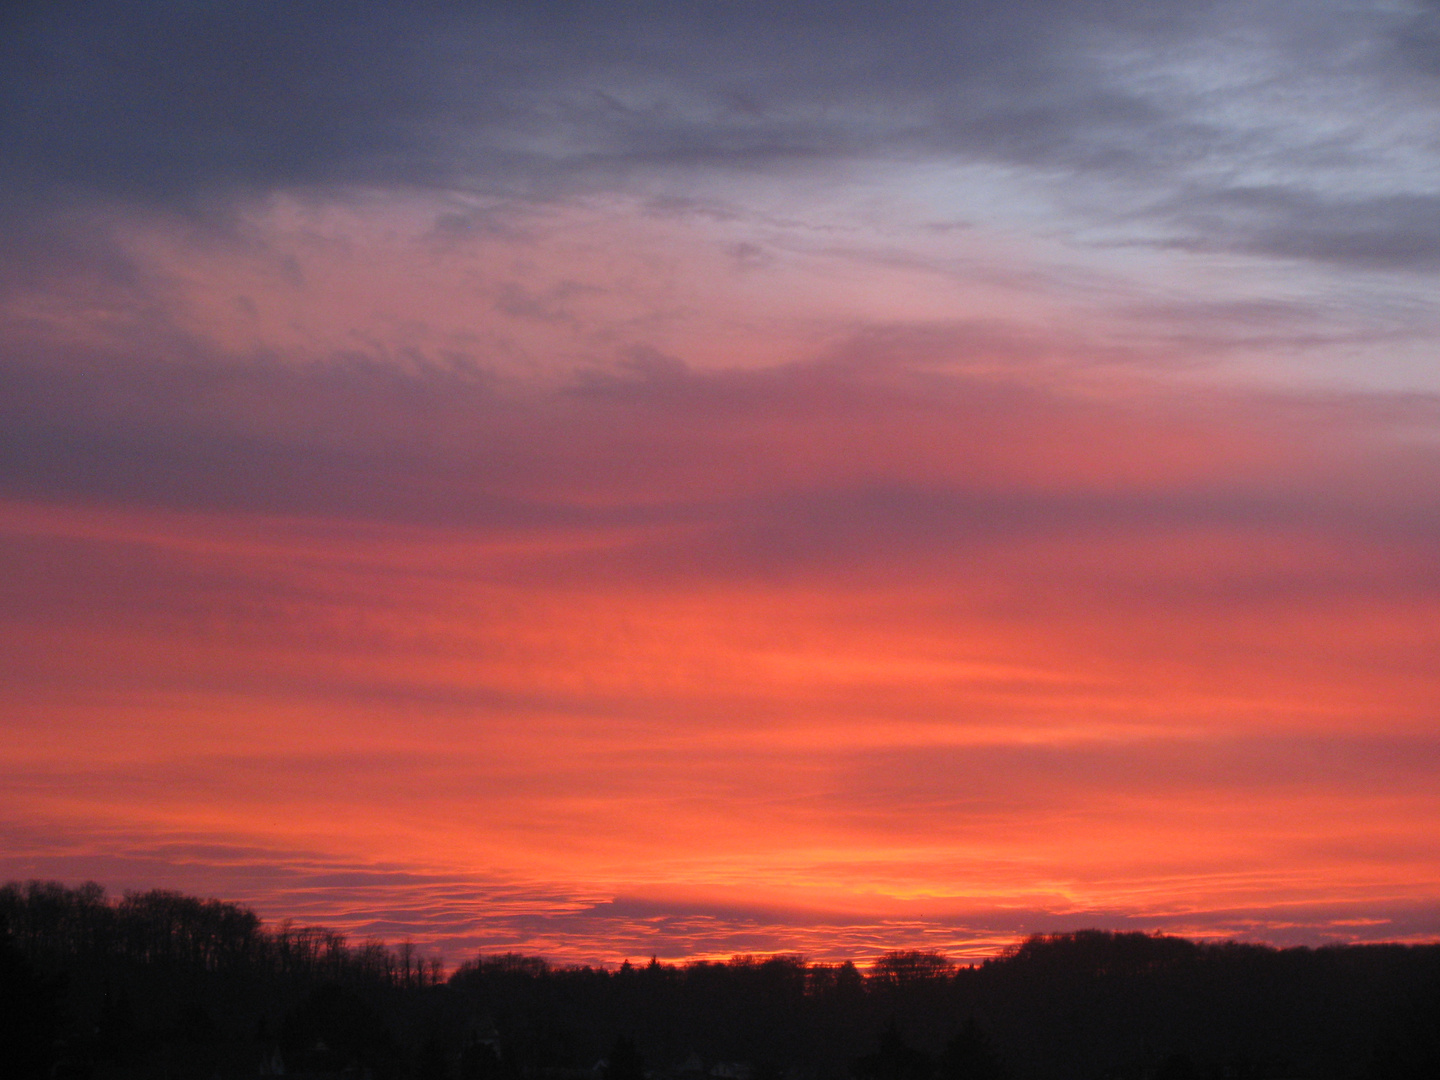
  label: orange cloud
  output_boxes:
[3,336,1439,963]
[3,189,1440,964]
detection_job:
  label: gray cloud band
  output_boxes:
[3,2,1439,272]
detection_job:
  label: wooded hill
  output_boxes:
[3,881,1437,1080]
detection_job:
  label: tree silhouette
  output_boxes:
[870,951,955,987]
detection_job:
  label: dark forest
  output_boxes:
[3,882,1438,1080]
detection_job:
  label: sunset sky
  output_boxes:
[3,1,1440,966]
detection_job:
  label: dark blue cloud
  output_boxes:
[3,0,1437,275]
[0,1,1236,205]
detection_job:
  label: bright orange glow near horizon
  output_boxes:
[5,327,1439,964]
[5,2,1440,968]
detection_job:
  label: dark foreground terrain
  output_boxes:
[3,882,1437,1080]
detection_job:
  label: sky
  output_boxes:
[2,0,1440,967]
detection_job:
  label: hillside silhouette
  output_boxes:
[4,881,1439,1080]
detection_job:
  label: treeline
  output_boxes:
[1,880,444,1080]
[1,880,444,986]
[444,936,1440,1080]
[4,880,1440,1080]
